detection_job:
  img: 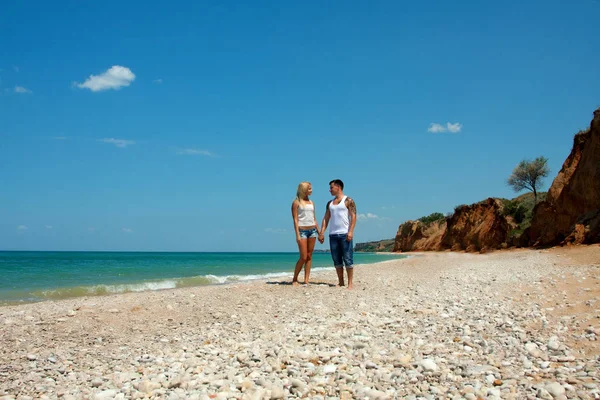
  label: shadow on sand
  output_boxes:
[266,280,338,287]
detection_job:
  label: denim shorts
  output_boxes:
[329,233,353,268]
[299,228,318,239]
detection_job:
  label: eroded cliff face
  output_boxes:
[440,198,510,252]
[393,219,446,252]
[528,108,600,246]
[394,199,510,252]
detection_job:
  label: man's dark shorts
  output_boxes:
[329,233,353,268]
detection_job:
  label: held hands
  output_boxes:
[318,233,324,244]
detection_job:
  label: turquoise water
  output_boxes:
[0,251,406,305]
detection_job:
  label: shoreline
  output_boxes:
[1,246,599,399]
[0,252,408,307]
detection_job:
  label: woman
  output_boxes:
[291,182,319,286]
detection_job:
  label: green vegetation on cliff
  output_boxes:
[501,192,547,241]
[354,239,395,252]
[418,212,445,226]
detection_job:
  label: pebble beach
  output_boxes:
[1,246,599,400]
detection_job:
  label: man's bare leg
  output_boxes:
[347,267,354,289]
[336,267,345,286]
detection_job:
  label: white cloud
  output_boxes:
[428,122,462,134]
[122,227,133,233]
[99,138,135,148]
[358,213,379,221]
[76,65,135,92]
[153,78,163,84]
[265,228,286,234]
[45,225,53,229]
[357,212,389,222]
[177,148,214,156]
[17,225,28,231]
[427,123,446,133]
[14,86,32,94]
[446,122,462,133]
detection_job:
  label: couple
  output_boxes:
[291,179,357,289]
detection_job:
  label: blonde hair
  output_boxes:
[296,182,311,203]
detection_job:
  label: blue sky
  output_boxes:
[1,0,599,252]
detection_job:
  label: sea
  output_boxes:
[0,251,406,305]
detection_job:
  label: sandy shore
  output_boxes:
[1,246,599,399]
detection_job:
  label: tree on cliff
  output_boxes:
[507,156,550,204]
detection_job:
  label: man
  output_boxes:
[318,179,357,289]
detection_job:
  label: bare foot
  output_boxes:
[336,283,345,287]
[292,281,299,287]
[347,285,353,290]
[303,281,310,286]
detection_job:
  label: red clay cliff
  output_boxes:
[527,108,600,246]
[394,199,510,252]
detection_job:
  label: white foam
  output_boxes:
[202,275,225,284]
[99,280,178,293]
[213,267,337,283]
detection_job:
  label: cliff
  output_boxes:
[440,199,510,252]
[393,219,446,252]
[393,199,512,253]
[354,239,395,252]
[527,108,600,246]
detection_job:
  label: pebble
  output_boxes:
[94,390,118,400]
[548,336,561,350]
[91,378,103,387]
[545,382,565,397]
[420,359,438,372]
[323,365,336,374]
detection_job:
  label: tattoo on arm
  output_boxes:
[346,198,356,216]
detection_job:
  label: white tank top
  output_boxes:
[297,202,315,227]
[329,196,350,234]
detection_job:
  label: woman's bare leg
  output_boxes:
[293,239,308,286]
[304,237,316,284]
